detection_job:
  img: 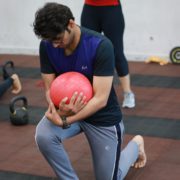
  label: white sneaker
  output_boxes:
[122,92,135,108]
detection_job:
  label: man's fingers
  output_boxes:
[75,92,83,103]
[45,104,51,118]
[50,102,56,113]
[81,95,87,104]
[75,93,87,106]
[46,103,55,115]
[59,97,69,112]
[46,104,51,113]
[59,97,68,107]
[70,92,78,104]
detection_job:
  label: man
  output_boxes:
[33,3,146,180]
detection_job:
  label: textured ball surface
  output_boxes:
[50,72,93,107]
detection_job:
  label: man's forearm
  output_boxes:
[66,96,107,125]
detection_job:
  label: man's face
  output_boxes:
[52,28,74,48]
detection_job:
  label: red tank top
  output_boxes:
[85,0,120,6]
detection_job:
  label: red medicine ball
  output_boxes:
[50,72,93,107]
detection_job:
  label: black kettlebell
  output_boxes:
[2,60,14,80]
[9,96,29,125]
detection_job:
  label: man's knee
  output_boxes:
[35,123,57,151]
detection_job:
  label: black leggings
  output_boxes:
[81,4,129,77]
[0,78,13,97]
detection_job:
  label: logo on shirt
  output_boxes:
[81,65,88,70]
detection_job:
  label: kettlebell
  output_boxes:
[2,60,14,80]
[9,96,29,125]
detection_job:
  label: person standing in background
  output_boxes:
[81,0,135,108]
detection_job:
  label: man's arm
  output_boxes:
[45,75,113,127]
[41,73,56,104]
[44,37,115,127]
[65,38,115,125]
[66,75,113,124]
[43,72,87,118]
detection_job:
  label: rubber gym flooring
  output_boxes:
[0,54,180,180]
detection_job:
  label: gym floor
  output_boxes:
[0,54,180,180]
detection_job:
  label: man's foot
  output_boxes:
[122,92,135,108]
[11,74,22,94]
[132,135,147,168]
[2,61,14,80]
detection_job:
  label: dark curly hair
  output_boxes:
[33,3,74,40]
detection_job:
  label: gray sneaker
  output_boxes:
[122,92,135,108]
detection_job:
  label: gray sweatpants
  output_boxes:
[35,116,138,180]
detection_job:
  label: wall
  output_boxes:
[0,0,179,61]
[122,0,180,60]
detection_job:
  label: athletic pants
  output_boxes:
[81,4,129,77]
[0,78,13,97]
[35,117,139,180]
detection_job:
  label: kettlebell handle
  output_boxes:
[10,96,28,114]
[3,60,14,69]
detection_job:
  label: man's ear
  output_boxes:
[68,19,75,28]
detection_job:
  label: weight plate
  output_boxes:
[170,47,180,64]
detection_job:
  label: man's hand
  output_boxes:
[59,92,87,116]
[45,103,63,127]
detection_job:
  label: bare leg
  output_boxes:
[119,74,131,93]
[0,78,13,97]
